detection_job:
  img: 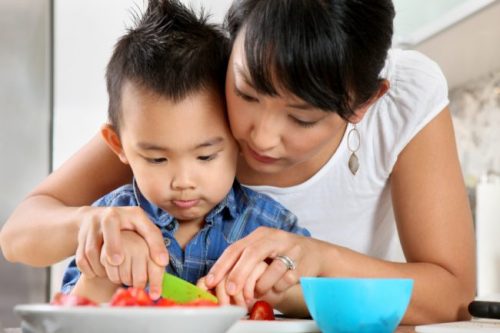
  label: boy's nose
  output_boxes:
[171,170,196,190]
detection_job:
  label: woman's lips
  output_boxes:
[247,146,279,164]
[172,199,199,209]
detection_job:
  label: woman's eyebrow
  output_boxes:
[287,102,311,110]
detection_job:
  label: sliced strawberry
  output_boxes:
[109,288,135,306]
[51,292,97,306]
[128,287,153,306]
[155,297,177,307]
[110,287,153,306]
[182,299,219,306]
[249,300,275,320]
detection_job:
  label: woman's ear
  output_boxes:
[348,79,390,124]
[100,124,129,165]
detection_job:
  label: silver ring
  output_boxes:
[274,255,296,271]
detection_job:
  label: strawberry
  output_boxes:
[155,297,177,307]
[249,300,275,320]
[51,292,97,306]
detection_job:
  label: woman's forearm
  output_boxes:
[0,195,84,266]
[275,284,309,318]
[271,238,473,322]
[319,241,474,324]
[0,133,132,266]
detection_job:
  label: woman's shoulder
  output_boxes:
[386,49,444,75]
[384,49,448,99]
[382,49,449,129]
[362,49,450,175]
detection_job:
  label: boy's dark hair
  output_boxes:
[106,0,229,132]
[225,0,395,119]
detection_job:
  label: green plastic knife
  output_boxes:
[161,272,218,304]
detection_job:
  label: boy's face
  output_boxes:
[110,81,238,224]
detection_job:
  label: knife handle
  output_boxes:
[468,300,500,319]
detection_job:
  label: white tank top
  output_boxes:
[243,49,449,262]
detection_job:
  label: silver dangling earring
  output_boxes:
[347,124,360,175]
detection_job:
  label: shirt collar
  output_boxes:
[131,178,240,228]
[132,179,174,228]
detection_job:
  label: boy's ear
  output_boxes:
[348,79,390,124]
[100,124,129,165]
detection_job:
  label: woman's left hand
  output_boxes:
[204,227,324,300]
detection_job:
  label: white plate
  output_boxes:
[14,304,246,333]
[228,317,320,333]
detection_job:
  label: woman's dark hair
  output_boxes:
[106,0,229,132]
[225,0,395,119]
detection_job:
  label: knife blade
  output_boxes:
[161,272,218,304]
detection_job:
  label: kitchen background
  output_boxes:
[1,0,499,328]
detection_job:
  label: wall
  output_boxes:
[414,0,500,89]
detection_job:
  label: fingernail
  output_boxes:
[227,282,236,295]
[150,291,159,300]
[206,274,214,286]
[157,253,168,265]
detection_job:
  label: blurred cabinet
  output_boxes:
[0,0,51,328]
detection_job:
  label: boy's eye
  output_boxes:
[146,157,167,164]
[291,116,318,128]
[198,154,217,161]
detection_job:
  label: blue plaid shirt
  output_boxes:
[61,180,309,292]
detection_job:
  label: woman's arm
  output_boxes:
[0,133,132,266]
[206,108,476,323]
[389,107,475,322]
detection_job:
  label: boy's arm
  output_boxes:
[71,274,121,304]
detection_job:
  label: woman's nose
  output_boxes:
[250,114,281,152]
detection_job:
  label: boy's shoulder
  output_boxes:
[237,183,289,214]
[92,184,137,207]
[230,182,309,236]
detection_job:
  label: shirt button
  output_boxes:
[163,238,171,247]
[166,223,175,231]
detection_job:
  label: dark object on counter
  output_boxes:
[468,300,500,319]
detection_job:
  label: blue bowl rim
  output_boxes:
[300,277,414,283]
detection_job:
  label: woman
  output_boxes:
[0,0,474,323]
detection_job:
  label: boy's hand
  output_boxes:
[197,276,249,307]
[75,206,168,279]
[100,230,166,299]
[70,273,121,304]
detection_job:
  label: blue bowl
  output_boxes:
[301,277,413,333]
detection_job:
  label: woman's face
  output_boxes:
[225,31,348,176]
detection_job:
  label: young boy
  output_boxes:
[61,0,309,304]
